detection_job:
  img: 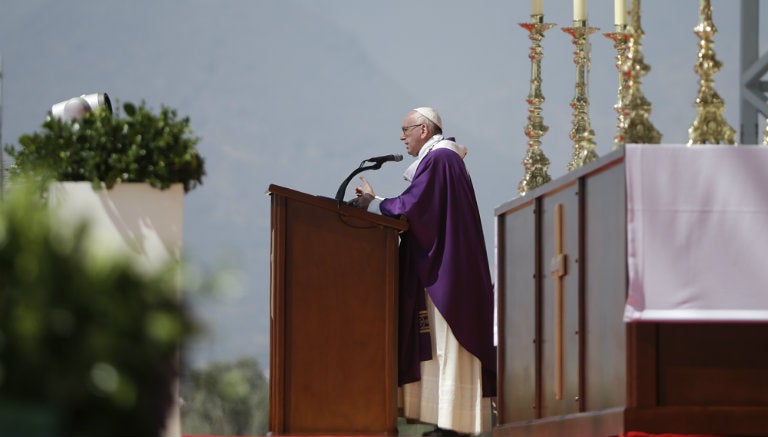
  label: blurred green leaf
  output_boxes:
[181,357,268,436]
[123,102,137,117]
[0,185,203,437]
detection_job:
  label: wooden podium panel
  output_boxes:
[494,149,768,437]
[268,185,407,435]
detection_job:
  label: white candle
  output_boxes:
[531,0,543,15]
[615,0,626,25]
[573,0,586,21]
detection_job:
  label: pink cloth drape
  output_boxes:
[625,144,768,322]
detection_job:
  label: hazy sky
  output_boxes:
[1,0,765,372]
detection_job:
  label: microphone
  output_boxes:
[365,154,403,164]
[334,153,404,202]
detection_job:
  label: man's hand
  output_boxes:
[351,176,375,208]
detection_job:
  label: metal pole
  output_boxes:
[0,55,4,195]
[740,0,760,144]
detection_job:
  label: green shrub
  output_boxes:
[181,357,269,436]
[0,185,201,436]
[4,102,205,192]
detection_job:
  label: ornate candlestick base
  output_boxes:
[687,0,736,145]
[624,0,661,144]
[563,21,599,171]
[604,25,630,150]
[519,14,556,195]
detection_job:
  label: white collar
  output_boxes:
[402,135,468,182]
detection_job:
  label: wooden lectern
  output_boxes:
[268,184,407,435]
[494,147,768,437]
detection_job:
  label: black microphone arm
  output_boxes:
[365,154,403,164]
[334,154,403,203]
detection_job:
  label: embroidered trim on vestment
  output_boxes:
[418,310,430,333]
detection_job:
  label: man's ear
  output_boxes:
[420,125,430,139]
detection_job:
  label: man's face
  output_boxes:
[400,112,428,157]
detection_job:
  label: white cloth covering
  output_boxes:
[400,292,492,435]
[624,144,768,321]
[403,135,468,182]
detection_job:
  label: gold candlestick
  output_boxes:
[687,0,736,145]
[623,0,661,144]
[518,14,556,195]
[604,25,630,150]
[562,21,599,171]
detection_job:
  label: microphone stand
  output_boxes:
[334,160,385,203]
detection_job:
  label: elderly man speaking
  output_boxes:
[354,107,496,437]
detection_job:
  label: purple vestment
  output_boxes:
[380,147,497,397]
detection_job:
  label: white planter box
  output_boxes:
[47,181,183,273]
[47,181,184,437]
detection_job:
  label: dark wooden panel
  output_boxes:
[626,323,658,408]
[269,192,287,431]
[283,199,396,433]
[540,182,581,417]
[269,185,401,435]
[657,323,768,407]
[496,407,624,437]
[582,161,627,412]
[625,405,768,436]
[494,149,768,437]
[497,200,538,423]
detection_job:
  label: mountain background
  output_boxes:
[0,0,764,373]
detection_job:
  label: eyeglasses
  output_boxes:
[401,123,423,134]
